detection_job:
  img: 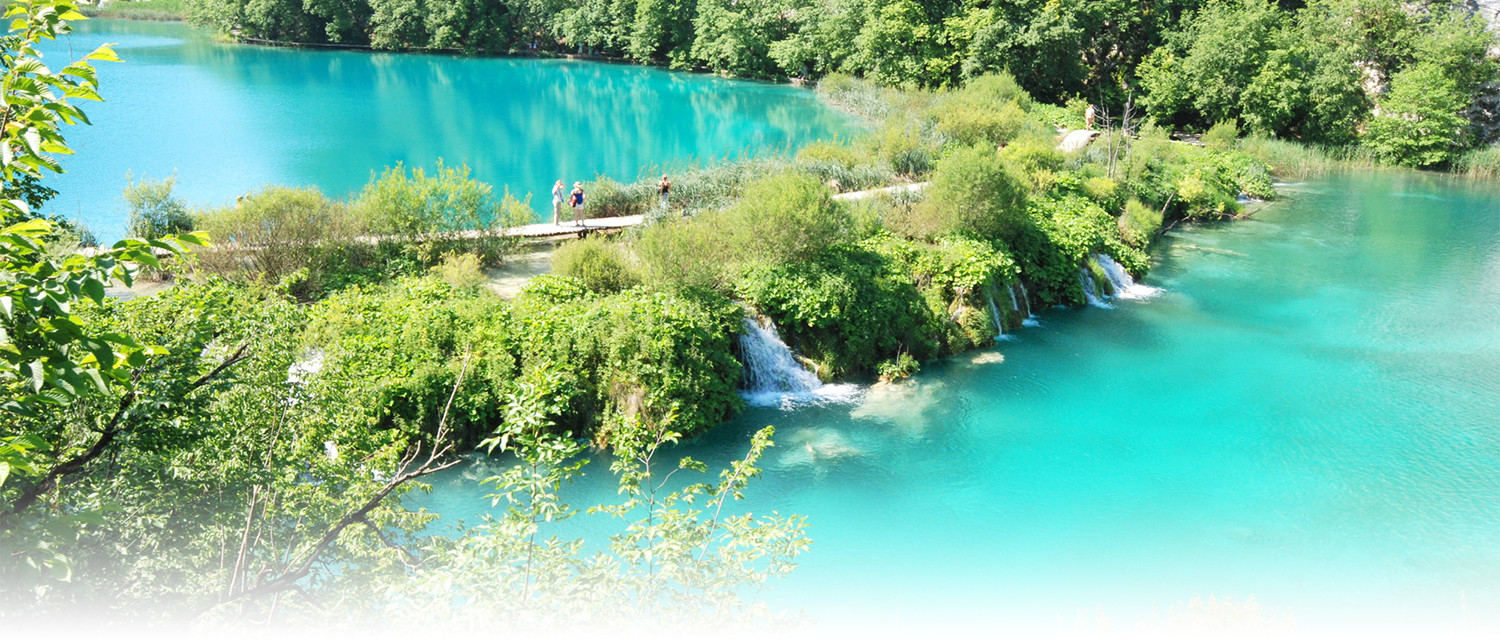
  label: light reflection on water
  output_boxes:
[42,20,853,241]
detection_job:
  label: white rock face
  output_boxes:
[1466,2,1500,143]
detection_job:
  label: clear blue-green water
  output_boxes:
[415,172,1500,634]
[41,20,851,241]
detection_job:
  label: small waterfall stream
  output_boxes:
[985,286,1005,338]
[1079,270,1112,308]
[1095,254,1161,299]
[739,316,823,397]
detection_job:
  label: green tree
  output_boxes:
[1363,61,1471,167]
[849,0,949,87]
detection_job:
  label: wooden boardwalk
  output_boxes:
[503,214,644,239]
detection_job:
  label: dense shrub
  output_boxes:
[1119,197,1164,248]
[864,233,1017,352]
[739,244,936,377]
[512,279,745,443]
[354,161,494,234]
[902,145,1028,240]
[431,252,488,290]
[305,278,518,447]
[721,171,849,265]
[1202,120,1239,150]
[1008,195,1117,306]
[194,185,363,298]
[552,236,642,294]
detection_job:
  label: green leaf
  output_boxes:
[85,44,121,63]
[26,360,43,391]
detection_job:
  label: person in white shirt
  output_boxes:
[551,180,566,224]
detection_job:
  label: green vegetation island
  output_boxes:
[5,0,1500,633]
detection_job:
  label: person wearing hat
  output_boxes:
[569,182,586,226]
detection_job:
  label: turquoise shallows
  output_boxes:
[42,20,853,241]
[414,173,1500,634]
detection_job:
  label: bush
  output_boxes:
[876,122,938,177]
[904,145,1028,241]
[552,236,642,294]
[1008,194,1119,306]
[305,278,518,447]
[928,72,1039,147]
[123,174,193,240]
[931,99,1029,147]
[1202,120,1239,150]
[431,253,488,290]
[195,185,364,299]
[353,161,496,234]
[876,352,919,382]
[721,171,850,266]
[511,283,745,444]
[634,216,732,292]
[738,244,936,377]
[1119,198,1163,248]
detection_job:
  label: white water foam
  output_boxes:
[1079,269,1113,308]
[1094,253,1162,300]
[739,316,861,407]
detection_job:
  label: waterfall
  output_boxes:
[1079,269,1112,308]
[1006,283,1020,313]
[1017,281,1032,318]
[984,286,1005,338]
[1093,253,1160,300]
[739,316,823,395]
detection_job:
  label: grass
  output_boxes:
[78,0,188,21]
[1451,145,1500,180]
[1235,135,1381,180]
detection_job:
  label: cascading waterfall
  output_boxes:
[739,316,823,395]
[1094,253,1161,300]
[1079,269,1112,308]
[984,286,1005,338]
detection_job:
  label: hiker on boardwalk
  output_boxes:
[551,180,565,224]
[657,174,671,211]
[569,182,586,226]
[1084,103,1097,130]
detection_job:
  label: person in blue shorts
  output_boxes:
[569,182,586,226]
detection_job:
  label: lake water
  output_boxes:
[415,172,1500,635]
[40,20,852,241]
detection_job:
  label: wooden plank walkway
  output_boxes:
[502,214,644,239]
[80,182,942,257]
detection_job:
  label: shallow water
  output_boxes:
[41,20,851,241]
[414,172,1500,635]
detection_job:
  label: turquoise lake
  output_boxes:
[414,172,1500,635]
[41,20,851,241]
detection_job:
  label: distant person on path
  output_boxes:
[657,174,671,211]
[551,180,565,224]
[1084,103,1097,130]
[570,182,586,226]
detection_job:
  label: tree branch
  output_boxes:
[6,342,253,517]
